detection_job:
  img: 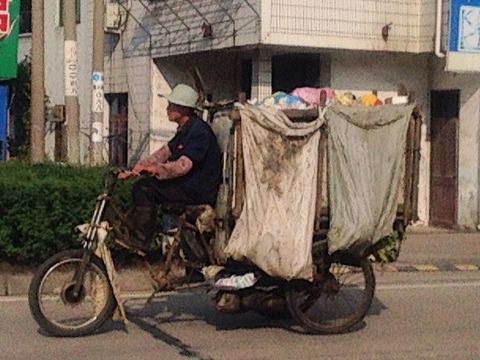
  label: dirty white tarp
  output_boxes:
[225,104,324,281]
[325,104,414,254]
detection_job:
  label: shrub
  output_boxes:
[0,161,134,265]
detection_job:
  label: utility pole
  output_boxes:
[63,0,80,164]
[90,0,105,165]
[31,0,45,163]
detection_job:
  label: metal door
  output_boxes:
[429,90,459,227]
[106,93,128,167]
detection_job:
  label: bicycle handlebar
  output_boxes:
[102,169,155,194]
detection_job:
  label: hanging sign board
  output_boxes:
[0,0,20,80]
[446,0,480,72]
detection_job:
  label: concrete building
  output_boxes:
[16,0,480,231]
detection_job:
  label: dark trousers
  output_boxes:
[132,176,194,208]
[120,177,194,245]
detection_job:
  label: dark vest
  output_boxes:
[167,116,221,205]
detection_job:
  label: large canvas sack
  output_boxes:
[325,104,414,255]
[225,104,324,281]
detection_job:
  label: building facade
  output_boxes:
[16,0,480,231]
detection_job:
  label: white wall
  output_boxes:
[16,2,96,163]
[431,57,480,229]
[150,65,177,155]
[17,35,31,63]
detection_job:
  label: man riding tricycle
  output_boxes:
[28,84,420,337]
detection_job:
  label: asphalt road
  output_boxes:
[1,271,480,360]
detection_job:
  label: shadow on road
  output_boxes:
[367,295,388,316]
[124,289,294,332]
[121,289,388,336]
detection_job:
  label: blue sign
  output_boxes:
[447,0,480,71]
[449,0,480,52]
[0,84,8,160]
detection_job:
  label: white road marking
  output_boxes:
[378,281,480,290]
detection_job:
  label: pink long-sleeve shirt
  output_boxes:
[139,144,193,180]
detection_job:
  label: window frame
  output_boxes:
[59,0,81,27]
[19,0,32,34]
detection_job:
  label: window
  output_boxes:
[19,0,32,34]
[59,0,81,26]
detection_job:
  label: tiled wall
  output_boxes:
[266,0,437,52]
[122,56,152,164]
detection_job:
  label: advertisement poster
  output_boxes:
[0,0,20,80]
[447,0,480,72]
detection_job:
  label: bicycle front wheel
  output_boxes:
[286,258,375,334]
[28,249,116,337]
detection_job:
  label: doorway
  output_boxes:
[106,93,128,167]
[272,53,320,93]
[429,90,459,227]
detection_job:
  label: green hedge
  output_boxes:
[0,161,134,265]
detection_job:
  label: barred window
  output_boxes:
[19,0,32,34]
[59,0,81,26]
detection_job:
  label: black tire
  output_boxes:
[28,249,117,337]
[286,258,375,334]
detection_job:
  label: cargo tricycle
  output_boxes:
[28,98,421,337]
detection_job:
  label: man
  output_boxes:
[115,84,222,256]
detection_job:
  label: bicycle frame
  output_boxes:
[72,171,118,297]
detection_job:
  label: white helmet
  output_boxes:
[162,84,199,109]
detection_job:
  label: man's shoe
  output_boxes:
[112,224,148,257]
[114,237,148,257]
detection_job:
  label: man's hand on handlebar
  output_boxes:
[116,164,158,180]
[117,170,137,180]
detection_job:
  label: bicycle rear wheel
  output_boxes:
[28,249,116,337]
[286,258,375,334]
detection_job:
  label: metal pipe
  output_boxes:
[243,0,260,18]
[118,2,152,56]
[435,0,446,58]
[165,1,191,30]
[138,0,171,35]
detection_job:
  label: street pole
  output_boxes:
[90,0,105,165]
[63,0,80,164]
[31,0,45,163]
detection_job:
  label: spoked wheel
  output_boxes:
[286,258,375,334]
[28,249,117,337]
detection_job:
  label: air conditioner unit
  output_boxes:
[104,3,125,33]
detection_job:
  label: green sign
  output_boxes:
[0,0,20,80]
